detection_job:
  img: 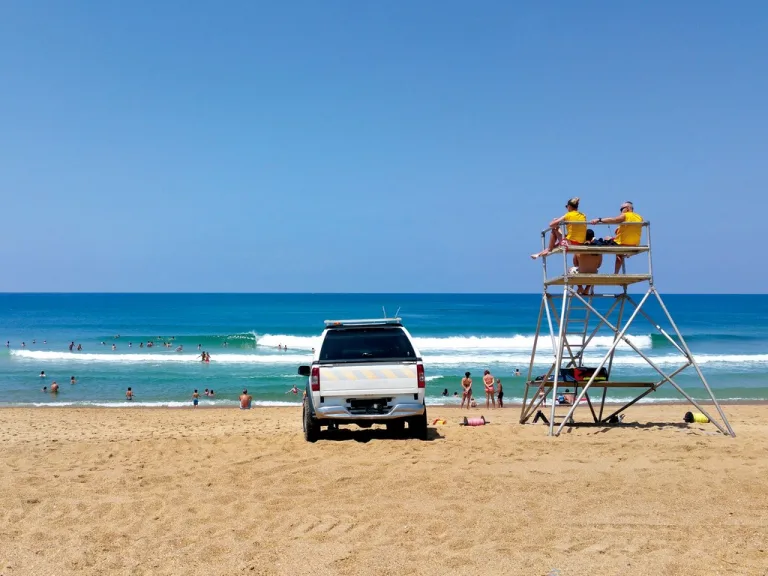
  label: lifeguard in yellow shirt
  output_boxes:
[590,201,644,273]
[530,197,587,260]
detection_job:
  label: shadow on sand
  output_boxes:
[318,426,443,443]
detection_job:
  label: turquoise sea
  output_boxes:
[1,293,767,407]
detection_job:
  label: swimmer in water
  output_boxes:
[112,344,116,351]
[192,389,199,407]
[286,385,300,395]
[126,387,133,401]
[70,376,76,385]
[51,381,59,393]
[77,344,82,351]
[40,371,46,378]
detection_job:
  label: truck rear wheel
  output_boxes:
[409,410,428,440]
[303,401,320,442]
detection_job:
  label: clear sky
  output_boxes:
[1,1,766,293]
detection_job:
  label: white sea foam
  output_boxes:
[255,333,653,352]
[11,349,768,368]
[256,334,321,350]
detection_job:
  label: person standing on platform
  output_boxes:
[531,197,587,260]
[590,201,643,273]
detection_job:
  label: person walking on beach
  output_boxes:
[460,372,472,410]
[192,389,199,407]
[483,370,496,409]
[126,387,133,401]
[239,389,252,409]
[531,197,587,260]
[496,378,504,408]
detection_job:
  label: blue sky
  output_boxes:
[1,1,766,293]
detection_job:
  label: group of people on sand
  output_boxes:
[458,370,504,410]
[530,198,644,294]
[442,369,522,408]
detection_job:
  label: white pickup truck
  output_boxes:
[298,318,428,442]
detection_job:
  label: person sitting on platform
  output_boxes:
[590,201,643,273]
[531,197,587,259]
[571,228,603,295]
[556,389,574,405]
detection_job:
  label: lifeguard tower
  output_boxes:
[520,220,735,437]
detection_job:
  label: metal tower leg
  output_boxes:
[652,288,735,437]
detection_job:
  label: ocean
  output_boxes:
[1,293,767,408]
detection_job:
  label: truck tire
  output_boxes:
[409,410,428,440]
[303,401,320,442]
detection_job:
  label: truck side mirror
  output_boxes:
[298,365,311,377]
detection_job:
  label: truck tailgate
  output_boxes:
[320,363,418,396]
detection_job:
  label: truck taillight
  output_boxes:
[311,366,320,392]
[417,363,425,388]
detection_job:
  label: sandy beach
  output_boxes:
[2,404,767,575]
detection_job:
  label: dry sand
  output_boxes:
[1,404,767,576]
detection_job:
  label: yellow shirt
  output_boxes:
[615,212,643,246]
[563,210,586,243]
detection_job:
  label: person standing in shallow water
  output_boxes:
[126,387,133,401]
[192,389,199,407]
[496,378,504,408]
[483,370,496,409]
[460,372,472,410]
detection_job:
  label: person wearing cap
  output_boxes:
[589,201,643,273]
[531,197,587,260]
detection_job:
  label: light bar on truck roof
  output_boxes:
[324,318,403,327]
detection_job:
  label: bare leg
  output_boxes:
[531,228,563,259]
[614,255,624,274]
